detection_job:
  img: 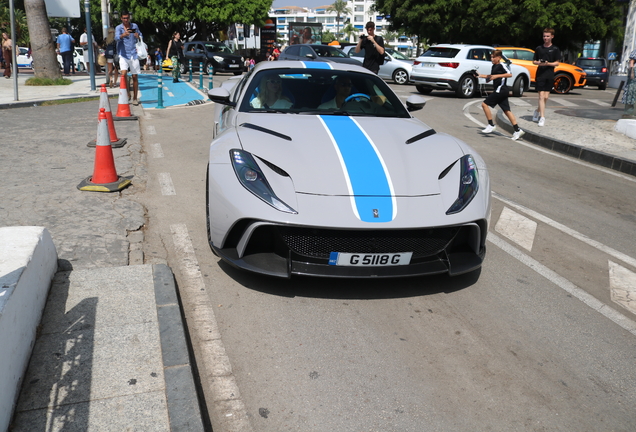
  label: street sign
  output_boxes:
[608,52,617,60]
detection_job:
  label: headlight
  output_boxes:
[213,56,224,63]
[446,154,478,215]
[231,149,297,214]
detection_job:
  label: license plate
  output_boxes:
[422,62,435,68]
[585,69,596,73]
[329,252,413,266]
[229,64,239,68]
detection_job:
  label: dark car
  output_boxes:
[181,41,245,75]
[278,44,360,65]
[574,57,609,90]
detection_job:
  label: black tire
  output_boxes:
[512,76,525,97]
[455,75,477,98]
[415,85,433,95]
[205,61,214,75]
[599,83,607,90]
[233,71,242,76]
[179,62,187,75]
[206,164,218,255]
[392,68,409,85]
[553,73,573,94]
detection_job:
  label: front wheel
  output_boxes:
[456,75,477,98]
[415,85,432,95]
[205,61,215,75]
[179,62,187,75]
[392,69,409,85]
[553,73,573,94]
[512,76,525,97]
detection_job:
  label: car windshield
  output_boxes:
[205,43,233,54]
[313,46,348,58]
[577,59,605,67]
[239,68,410,118]
[421,47,460,58]
[386,49,410,61]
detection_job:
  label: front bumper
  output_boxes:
[210,221,487,278]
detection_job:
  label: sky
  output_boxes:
[271,0,332,9]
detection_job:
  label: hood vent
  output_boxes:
[240,123,292,141]
[406,129,436,144]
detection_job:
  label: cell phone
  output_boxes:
[130,28,136,33]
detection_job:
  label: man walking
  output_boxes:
[56,28,74,76]
[532,28,560,127]
[478,50,525,140]
[80,27,98,73]
[354,21,384,74]
[115,12,142,105]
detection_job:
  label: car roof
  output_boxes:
[430,44,494,49]
[252,59,374,75]
[497,46,534,52]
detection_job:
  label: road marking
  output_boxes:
[550,98,578,107]
[509,98,532,107]
[493,192,636,269]
[463,100,636,183]
[158,172,176,195]
[170,224,253,431]
[495,207,537,251]
[587,99,611,107]
[147,125,156,135]
[150,143,164,158]
[488,233,636,336]
[609,260,636,315]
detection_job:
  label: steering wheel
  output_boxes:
[344,93,371,103]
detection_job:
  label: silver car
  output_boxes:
[343,46,413,85]
[205,61,491,278]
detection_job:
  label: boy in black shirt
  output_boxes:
[532,28,560,126]
[479,50,525,140]
[355,21,385,74]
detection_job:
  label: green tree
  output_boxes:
[327,0,351,40]
[322,30,335,43]
[374,0,623,50]
[342,22,356,42]
[109,0,271,49]
[0,6,28,45]
[383,30,398,47]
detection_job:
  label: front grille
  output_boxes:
[278,227,459,259]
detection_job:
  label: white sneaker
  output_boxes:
[482,124,496,133]
[511,129,525,141]
[532,110,540,122]
[537,117,545,127]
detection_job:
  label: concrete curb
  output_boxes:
[153,264,206,431]
[0,227,58,432]
[495,110,636,177]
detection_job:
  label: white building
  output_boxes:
[267,1,416,56]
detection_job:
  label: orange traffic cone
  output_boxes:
[88,84,127,148]
[78,108,132,192]
[114,75,138,121]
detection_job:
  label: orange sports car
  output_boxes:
[498,47,586,94]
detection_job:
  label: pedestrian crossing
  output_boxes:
[507,97,614,108]
[491,193,636,333]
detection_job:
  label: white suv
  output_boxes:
[411,44,530,98]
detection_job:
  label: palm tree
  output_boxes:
[327,0,351,41]
[382,31,399,48]
[342,23,356,43]
[24,0,60,79]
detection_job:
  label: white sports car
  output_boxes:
[206,61,491,278]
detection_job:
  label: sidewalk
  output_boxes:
[0,71,205,431]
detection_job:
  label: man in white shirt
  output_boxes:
[80,28,98,73]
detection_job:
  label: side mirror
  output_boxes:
[384,55,391,62]
[208,88,234,106]
[405,94,427,112]
[305,53,316,59]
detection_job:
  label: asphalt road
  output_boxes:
[138,78,636,431]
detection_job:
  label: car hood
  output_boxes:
[235,114,467,197]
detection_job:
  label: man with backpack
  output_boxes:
[355,21,384,74]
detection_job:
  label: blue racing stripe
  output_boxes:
[321,116,394,222]
[301,61,333,69]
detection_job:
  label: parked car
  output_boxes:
[205,60,491,278]
[16,47,33,68]
[181,41,245,75]
[343,46,413,85]
[56,47,85,72]
[411,44,530,98]
[498,47,586,94]
[278,44,360,65]
[574,57,608,90]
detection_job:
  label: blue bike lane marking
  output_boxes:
[138,74,206,108]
